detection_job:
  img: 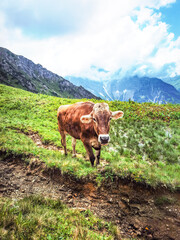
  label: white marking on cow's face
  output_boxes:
[98,134,110,145]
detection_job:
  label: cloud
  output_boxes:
[0,0,95,38]
[0,0,179,80]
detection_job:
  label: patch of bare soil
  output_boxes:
[0,132,180,239]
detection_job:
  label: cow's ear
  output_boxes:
[111,111,124,120]
[80,114,93,124]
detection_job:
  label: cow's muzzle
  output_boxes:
[98,134,110,145]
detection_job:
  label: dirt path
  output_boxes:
[0,132,180,239]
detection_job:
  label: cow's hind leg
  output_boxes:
[72,137,76,157]
[95,148,101,166]
[60,131,67,155]
[83,142,95,167]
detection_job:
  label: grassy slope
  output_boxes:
[0,84,180,189]
[0,196,118,240]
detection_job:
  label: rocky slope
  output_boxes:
[0,47,98,99]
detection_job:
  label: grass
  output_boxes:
[0,196,119,240]
[154,196,177,207]
[0,84,180,189]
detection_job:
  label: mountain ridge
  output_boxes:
[0,47,99,99]
[1,47,179,103]
[163,75,180,92]
[66,75,180,104]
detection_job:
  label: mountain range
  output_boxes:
[66,75,180,104]
[0,47,180,103]
[0,47,98,99]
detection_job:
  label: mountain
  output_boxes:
[163,75,180,92]
[0,47,99,99]
[66,76,111,100]
[67,76,180,104]
[108,76,180,103]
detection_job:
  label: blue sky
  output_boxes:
[160,1,180,39]
[0,0,180,80]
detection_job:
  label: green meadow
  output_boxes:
[0,196,118,240]
[0,84,180,189]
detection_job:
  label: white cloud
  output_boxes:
[0,0,179,80]
[149,37,180,70]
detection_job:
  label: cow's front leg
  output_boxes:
[91,139,101,166]
[83,142,95,167]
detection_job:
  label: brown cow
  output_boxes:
[57,101,123,166]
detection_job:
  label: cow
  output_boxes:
[57,101,123,166]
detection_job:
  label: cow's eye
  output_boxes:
[93,118,96,122]
[109,117,112,121]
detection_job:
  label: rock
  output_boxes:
[108,198,113,203]
[132,219,141,230]
[68,199,73,203]
[147,234,153,239]
[40,176,47,181]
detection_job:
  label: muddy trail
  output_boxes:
[0,132,180,239]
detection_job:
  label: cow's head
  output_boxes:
[80,103,123,145]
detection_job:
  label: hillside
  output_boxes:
[0,84,180,239]
[0,47,99,99]
[0,84,180,188]
[67,75,180,103]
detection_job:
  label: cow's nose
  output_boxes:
[98,134,110,144]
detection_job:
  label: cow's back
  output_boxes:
[57,102,95,139]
